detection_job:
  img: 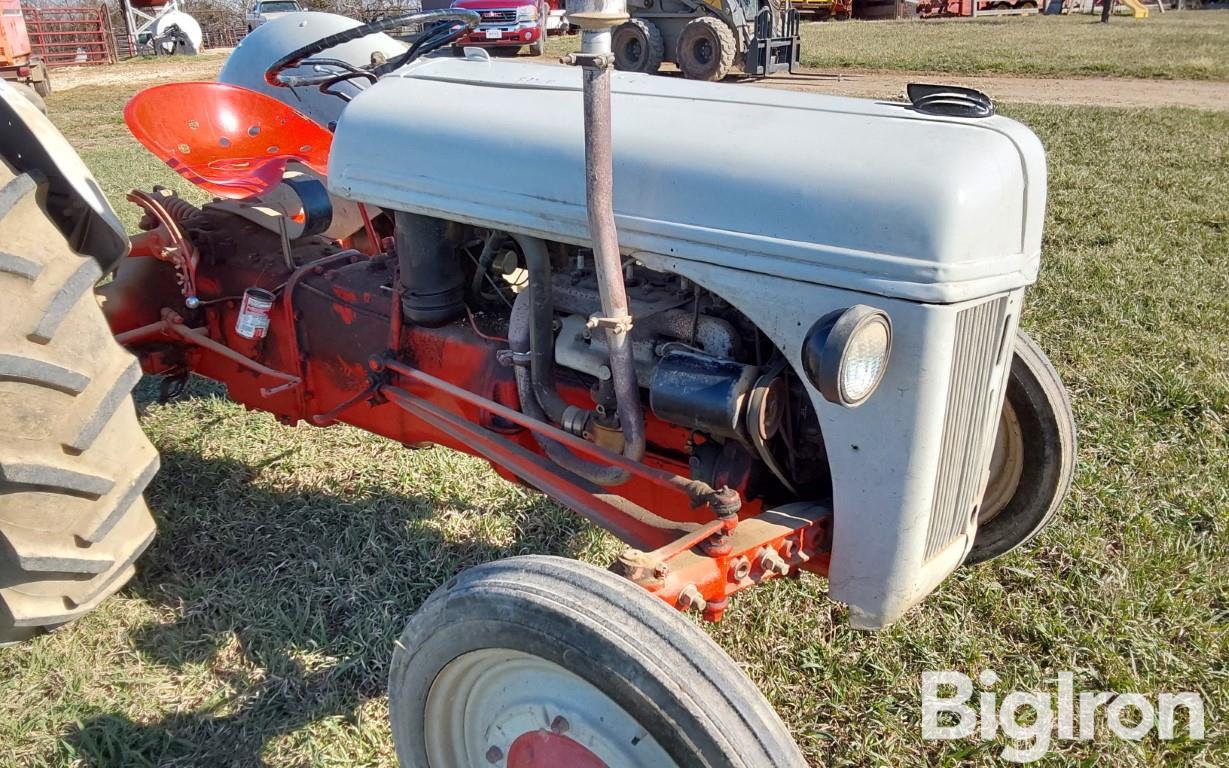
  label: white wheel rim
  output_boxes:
[980,399,1025,525]
[424,648,679,768]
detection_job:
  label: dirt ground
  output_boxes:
[47,50,1229,111]
[49,52,233,92]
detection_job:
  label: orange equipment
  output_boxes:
[0,0,49,95]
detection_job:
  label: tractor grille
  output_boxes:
[478,9,517,25]
[924,296,1010,560]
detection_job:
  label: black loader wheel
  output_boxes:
[389,555,805,767]
[0,161,158,644]
[612,18,664,74]
[968,330,1075,565]
[676,17,735,82]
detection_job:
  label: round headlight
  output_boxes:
[801,305,892,407]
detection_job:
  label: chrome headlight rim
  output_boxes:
[801,304,893,408]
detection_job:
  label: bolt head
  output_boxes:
[730,556,751,582]
[677,584,707,612]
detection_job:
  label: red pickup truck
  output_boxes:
[449,0,569,56]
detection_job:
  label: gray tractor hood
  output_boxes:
[329,58,1047,304]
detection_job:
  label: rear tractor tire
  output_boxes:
[389,555,805,767]
[612,18,665,75]
[0,162,158,644]
[969,331,1075,564]
[9,83,46,115]
[676,16,736,82]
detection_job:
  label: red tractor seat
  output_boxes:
[124,81,332,199]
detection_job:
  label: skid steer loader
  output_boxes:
[612,0,800,80]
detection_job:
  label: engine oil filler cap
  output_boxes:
[906,83,995,119]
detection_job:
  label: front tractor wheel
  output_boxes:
[0,162,159,643]
[389,556,804,767]
[970,330,1076,564]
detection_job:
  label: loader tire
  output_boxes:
[676,16,735,82]
[0,162,157,644]
[612,18,664,75]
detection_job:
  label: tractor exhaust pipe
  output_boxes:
[564,0,645,463]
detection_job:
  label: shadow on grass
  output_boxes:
[63,446,592,766]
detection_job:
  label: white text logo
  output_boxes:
[921,670,1205,763]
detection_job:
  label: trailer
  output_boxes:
[0,0,50,96]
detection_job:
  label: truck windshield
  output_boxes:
[260,2,300,12]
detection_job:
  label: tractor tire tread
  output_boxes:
[0,353,89,394]
[0,250,42,280]
[391,555,805,767]
[0,161,158,644]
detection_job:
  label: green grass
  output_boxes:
[2,55,1228,766]
[547,10,1229,80]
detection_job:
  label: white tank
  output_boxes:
[329,58,1047,304]
[151,10,202,55]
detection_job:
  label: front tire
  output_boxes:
[389,556,804,767]
[612,18,665,74]
[676,16,736,81]
[969,331,1076,564]
[0,162,158,643]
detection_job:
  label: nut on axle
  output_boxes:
[757,547,790,577]
[677,584,706,613]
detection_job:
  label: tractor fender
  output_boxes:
[0,80,129,273]
[219,12,408,130]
